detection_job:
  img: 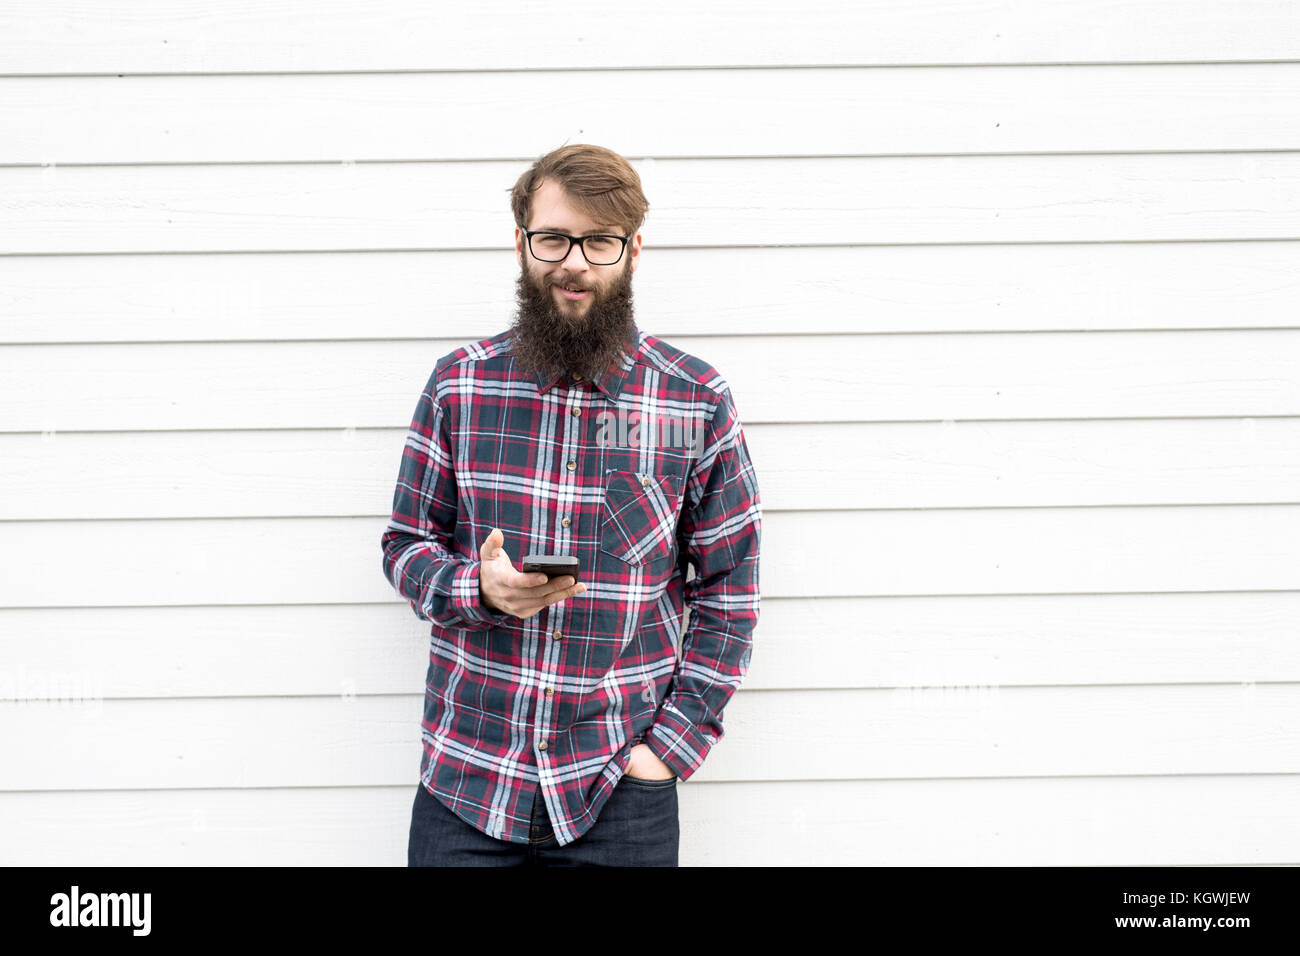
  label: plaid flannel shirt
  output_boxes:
[379,322,762,846]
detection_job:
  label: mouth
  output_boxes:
[556,283,589,302]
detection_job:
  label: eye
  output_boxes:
[536,234,567,248]
[586,237,615,251]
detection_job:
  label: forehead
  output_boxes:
[528,179,620,233]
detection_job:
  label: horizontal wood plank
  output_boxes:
[4,1,1297,73]
[4,330,1299,432]
[2,506,1298,608]
[5,242,1300,344]
[10,63,1300,163]
[2,685,1296,791]
[2,592,1295,700]
[10,240,1300,345]
[4,418,1299,520]
[5,154,1300,255]
[2,775,1294,865]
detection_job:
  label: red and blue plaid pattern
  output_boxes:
[380,323,762,846]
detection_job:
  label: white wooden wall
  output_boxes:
[2,0,1298,866]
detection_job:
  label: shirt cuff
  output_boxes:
[449,559,514,627]
[643,702,718,782]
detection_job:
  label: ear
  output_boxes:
[515,227,524,268]
[628,232,643,274]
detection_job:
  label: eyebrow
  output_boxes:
[533,226,624,236]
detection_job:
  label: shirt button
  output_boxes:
[571,407,581,417]
[544,687,554,697]
[551,629,562,640]
[572,374,583,383]
[566,461,577,471]
[538,740,549,751]
[561,516,571,528]
[641,476,651,488]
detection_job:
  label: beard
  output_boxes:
[509,257,638,385]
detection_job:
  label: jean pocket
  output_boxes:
[620,772,678,790]
[598,469,682,567]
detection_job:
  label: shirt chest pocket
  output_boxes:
[598,469,683,568]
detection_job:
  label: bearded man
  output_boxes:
[381,143,762,867]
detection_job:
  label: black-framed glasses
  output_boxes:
[521,228,632,266]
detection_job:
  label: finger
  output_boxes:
[479,527,503,561]
[543,582,587,606]
[511,569,553,589]
[528,575,577,597]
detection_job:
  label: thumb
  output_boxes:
[480,527,509,562]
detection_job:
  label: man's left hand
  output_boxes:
[627,743,676,780]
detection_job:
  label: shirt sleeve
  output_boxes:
[379,371,515,631]
[643,385,762,781]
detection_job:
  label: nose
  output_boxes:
[561,239,590,273]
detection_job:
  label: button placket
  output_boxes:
[536,382,584,766]
[557,386,585,549]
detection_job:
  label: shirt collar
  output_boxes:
[521,322,642,400]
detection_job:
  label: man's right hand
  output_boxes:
[478,528,586,619]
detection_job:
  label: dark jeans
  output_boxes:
[407,773,680,867]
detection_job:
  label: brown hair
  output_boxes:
[508,144,650,237]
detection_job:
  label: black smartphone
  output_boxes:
[521,554,580,579]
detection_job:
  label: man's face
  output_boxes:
[510,178,644,382]
[514,178,641,320]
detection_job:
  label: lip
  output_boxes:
[556,285,589,301]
